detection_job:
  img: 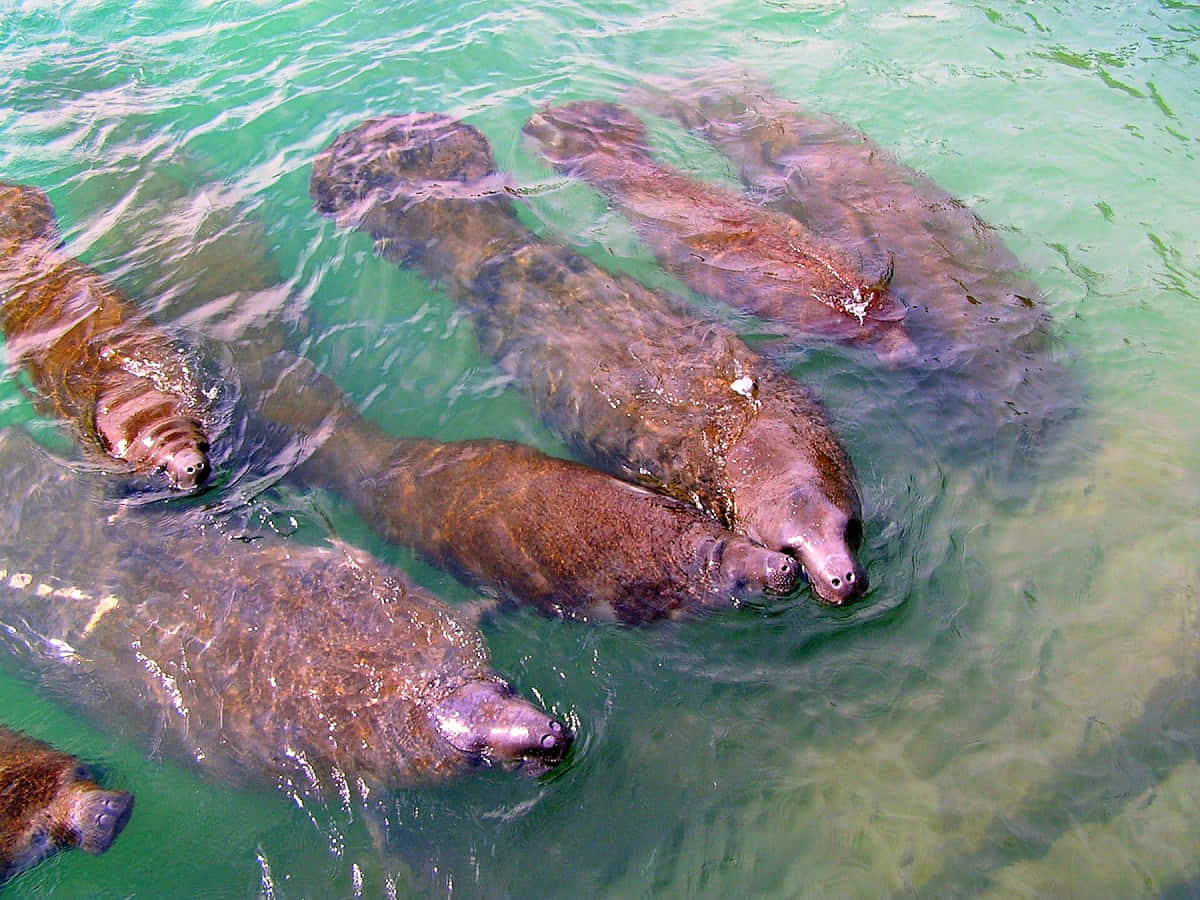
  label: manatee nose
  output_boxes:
[165,446,210,491]
[506,716,571,762]
[803,554,869,605]
[765,552,801,594]
[710,536,800,596]
[434,682,573,767]
[71,787,134,854]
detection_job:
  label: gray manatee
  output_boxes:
[0,429,571,791]
[309,113,868,605]
[0,724,133,883]
[629,72,1052,365]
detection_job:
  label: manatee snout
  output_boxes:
[433,681,572,771]
[162,444,210,492]
[795,539,869,606]
[739,483,869,605]
[707,536,800,597]
[67,785,135,854]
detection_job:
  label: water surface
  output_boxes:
[1,0,1198,896]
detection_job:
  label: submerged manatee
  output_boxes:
[523,101,915,364]
[0,725,133,884]
[629,74,1050,359]
[250,352,798,623]
[628,75,1080,420]
[0,182,212,490]
[310,113,868,604]
[631,74,1078,459]
[0,429,570,790]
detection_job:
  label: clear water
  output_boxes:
[1,0,1198,895]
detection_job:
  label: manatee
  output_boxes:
[0,429,571,789]
[249,352,798,623]
[310,113,868,605]
[628,74,1049,357]
[0,724,133,883]
[632,73,1082,466]
[0,181,212,490]
[522,100,915,365]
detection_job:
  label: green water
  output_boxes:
[1,0,1198,896]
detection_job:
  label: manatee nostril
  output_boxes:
[830,576,841,588]
[763,552,798,594]
[538,719,572,757]
[845,571,856,584]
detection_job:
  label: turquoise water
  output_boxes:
[1,0,1198,896]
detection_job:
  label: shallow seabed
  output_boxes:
[1,0,1198,896]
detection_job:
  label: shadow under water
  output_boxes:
[913,661,1200,896]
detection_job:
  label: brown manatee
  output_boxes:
[248,351,798,623]
[0,181,213,490]
[522,100,915,364]
[632,73,1081,466]
[0,428,571,790]
[628,74,1050,357]
[309,113,868,604]
[0,725,133,883]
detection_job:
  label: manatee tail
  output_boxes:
[523,100,653,174]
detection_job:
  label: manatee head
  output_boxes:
[93,386,212,492]
[2,761,133,882]
[725,411,868,606]
[431,681,572,774]
[695,531,800,600]
[0,181,59,257]
[523,101,652,175]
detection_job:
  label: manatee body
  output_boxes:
[251,354,798,623]
[0,429,570,790]
[523,101,915,365]
[0,725,133,883]
[0,182,212,490]
[310,113,868,605]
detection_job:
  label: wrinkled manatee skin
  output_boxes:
[0,182,212,490]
